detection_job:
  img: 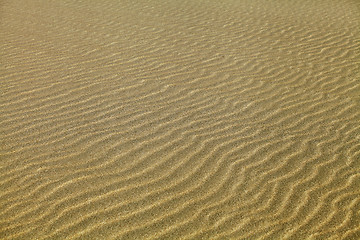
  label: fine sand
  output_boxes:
[1,0,360,239]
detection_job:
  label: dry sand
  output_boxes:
[1,0,360,239]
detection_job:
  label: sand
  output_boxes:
[1,0,360,239]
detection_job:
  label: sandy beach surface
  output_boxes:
[1,0,360,239]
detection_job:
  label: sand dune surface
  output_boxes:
[1,0,360,239]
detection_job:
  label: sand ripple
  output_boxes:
[1,0,360,239]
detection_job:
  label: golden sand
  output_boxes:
[1,0,360,239]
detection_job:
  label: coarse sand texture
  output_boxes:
[1,0,360,239]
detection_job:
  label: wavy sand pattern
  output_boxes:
[1,0,360,239]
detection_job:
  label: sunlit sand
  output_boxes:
[1,0,360,239]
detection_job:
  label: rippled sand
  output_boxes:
[1,0,360,239]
